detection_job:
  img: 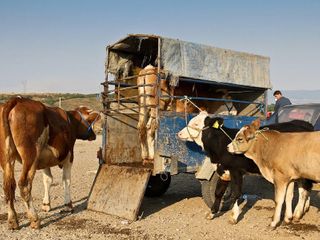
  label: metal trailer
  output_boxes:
[88,34,271,220]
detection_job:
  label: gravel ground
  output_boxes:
[1,135,320,240]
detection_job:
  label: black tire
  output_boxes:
[201,171,231,210]
[201,171,220,209]
[145,173,171,197]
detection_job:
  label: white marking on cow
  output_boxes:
[48,146,60,159]
[36,126,49,148]
[231,200,240,224]
[177,111,208,149]
[42,168,53,212]
[62,152,72,206]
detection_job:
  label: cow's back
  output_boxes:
[254,131,320,182]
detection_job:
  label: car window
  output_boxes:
[278,108,315,124]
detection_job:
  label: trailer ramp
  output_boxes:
[88,165,151,221]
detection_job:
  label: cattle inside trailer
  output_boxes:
[88,34,271,220]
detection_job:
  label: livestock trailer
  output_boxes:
[88,34,271,220]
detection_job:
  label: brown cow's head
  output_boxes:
[74,106,103,141]
[227,118,261,154]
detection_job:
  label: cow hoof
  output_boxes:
[8,219,19,230]
[30,219,41,229]
[205,212,215,220]
[60,203,73,213]
[269,221,279,230]
[228,218,238,225]
[284,216,292,224]
[293,216,302,223]
[42,203,51,212]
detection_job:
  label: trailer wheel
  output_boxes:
[201,171,231,210]
[145,173,171,197]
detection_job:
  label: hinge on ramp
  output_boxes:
[87,165,151,221]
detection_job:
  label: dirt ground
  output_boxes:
[1,135,320,240]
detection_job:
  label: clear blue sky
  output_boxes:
[0,0,319,93]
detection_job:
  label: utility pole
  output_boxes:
[22,80,27,94]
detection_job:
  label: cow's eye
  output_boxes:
[237,137,243,143]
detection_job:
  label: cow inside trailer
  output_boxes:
[88,34,271,220]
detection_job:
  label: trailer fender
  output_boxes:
[195,157,217,180]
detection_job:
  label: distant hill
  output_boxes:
[0,93,103,111]
[267,90,320,105]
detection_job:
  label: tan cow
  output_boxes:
[137,65,173,162]
[136,65,236,162]
[0,97,102,230]
[227,119,319,228]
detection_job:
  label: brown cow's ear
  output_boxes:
[244,128,255,141]
[251,119,261,130]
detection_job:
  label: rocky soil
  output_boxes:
[0,135,320,240]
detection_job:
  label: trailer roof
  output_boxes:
[108,34,271,89]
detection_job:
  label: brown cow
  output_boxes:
[227,119,319,228]
[0,97,102,230]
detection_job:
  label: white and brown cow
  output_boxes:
[228,119,319,228]
[0,97,102,230]
[137,65,173,162]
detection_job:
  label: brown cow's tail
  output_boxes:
[0,97,19,203]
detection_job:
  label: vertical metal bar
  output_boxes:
[104,46,110,110]
[102,46,110,165]
[117,82,120,111]
[154,37,161,172]
[156,37,161,122]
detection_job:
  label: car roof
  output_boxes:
[281,103,320,110]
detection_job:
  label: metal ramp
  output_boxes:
[87,165,151,221]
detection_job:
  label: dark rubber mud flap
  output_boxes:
[87,165,151,221]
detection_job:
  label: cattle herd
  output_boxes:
[0,91,319,232]
[178,110,318,229]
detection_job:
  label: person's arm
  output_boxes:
[273,101,280,114]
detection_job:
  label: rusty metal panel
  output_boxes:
[155,111,257,174]
[106,34,271,89]
[105,113,142,165]
[87,165,151,221]
[161,38,270,89]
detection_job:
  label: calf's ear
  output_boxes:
[251,118,261,130]
[204,117,213,127]
[244,128,255,141]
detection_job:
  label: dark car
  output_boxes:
[264,103,320,130]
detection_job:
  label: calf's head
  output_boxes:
[75,106,103,141]
[177,111,208,148]
[227,118,260,154]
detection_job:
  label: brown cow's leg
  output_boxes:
[284,181,294,223]
[3,162,19,230]
[18,157,40,229]
[271,178,288,229]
